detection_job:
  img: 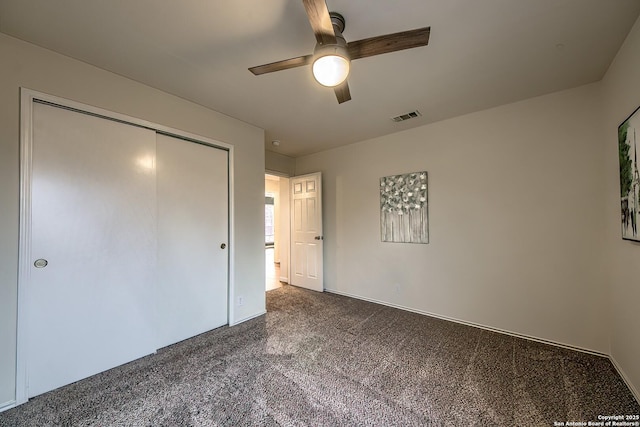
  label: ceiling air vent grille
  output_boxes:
[391,110,422,122]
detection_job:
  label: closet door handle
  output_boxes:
[220,243,226,249]
[34,259,48,268]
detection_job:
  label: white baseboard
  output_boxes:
[229,310,266,327]
[324,288,608,358]
[610,355,640,404]
[279,276,289,283]
[326,288,640,404]
[0,400,16,413]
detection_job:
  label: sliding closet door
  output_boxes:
[28,102,157,398]
[156,134,228,349]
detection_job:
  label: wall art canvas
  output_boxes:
[380,171,429,243]
[619,105,640,241]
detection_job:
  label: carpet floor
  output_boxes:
[0,284,638,426]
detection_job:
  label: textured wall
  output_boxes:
[602,15,640,400]
[296,83,608,354]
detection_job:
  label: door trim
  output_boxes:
[16,88,235,405]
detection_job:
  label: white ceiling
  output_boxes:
[1,1,639,157]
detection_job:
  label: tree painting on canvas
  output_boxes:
[380,171,429,243]
[619,105,640,241]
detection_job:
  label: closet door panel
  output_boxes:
[28,102,157,397]
[156,134,228,348]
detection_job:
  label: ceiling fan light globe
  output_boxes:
[312,49,350,87]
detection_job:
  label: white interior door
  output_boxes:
[156,134,228,348]
[290,172,323,292]
[28,102,157,398]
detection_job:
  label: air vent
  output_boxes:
[391,110,422,122]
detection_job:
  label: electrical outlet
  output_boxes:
[237,296,244,306]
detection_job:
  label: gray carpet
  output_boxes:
[1,284,638,426]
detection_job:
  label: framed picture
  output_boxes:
[380,171,429,243]
[619,105,640,241]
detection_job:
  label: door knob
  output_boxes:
[314,236,324,240]
[34,259,48,268]
[220,243,226,249]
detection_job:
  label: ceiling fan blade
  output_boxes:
[334,81,351,104]
[249,55,313,75]
[347,27,430,60]
[302,0,336,45]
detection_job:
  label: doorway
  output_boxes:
[265,174,290,291]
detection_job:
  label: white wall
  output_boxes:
[296,82,608,354]
[0,34,266,407]
[602,15,640,399]
[265,151,295,176]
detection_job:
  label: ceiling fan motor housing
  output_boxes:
[329,12,345,36]
[314,11,347,52]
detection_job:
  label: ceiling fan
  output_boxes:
[248,0,431,104]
